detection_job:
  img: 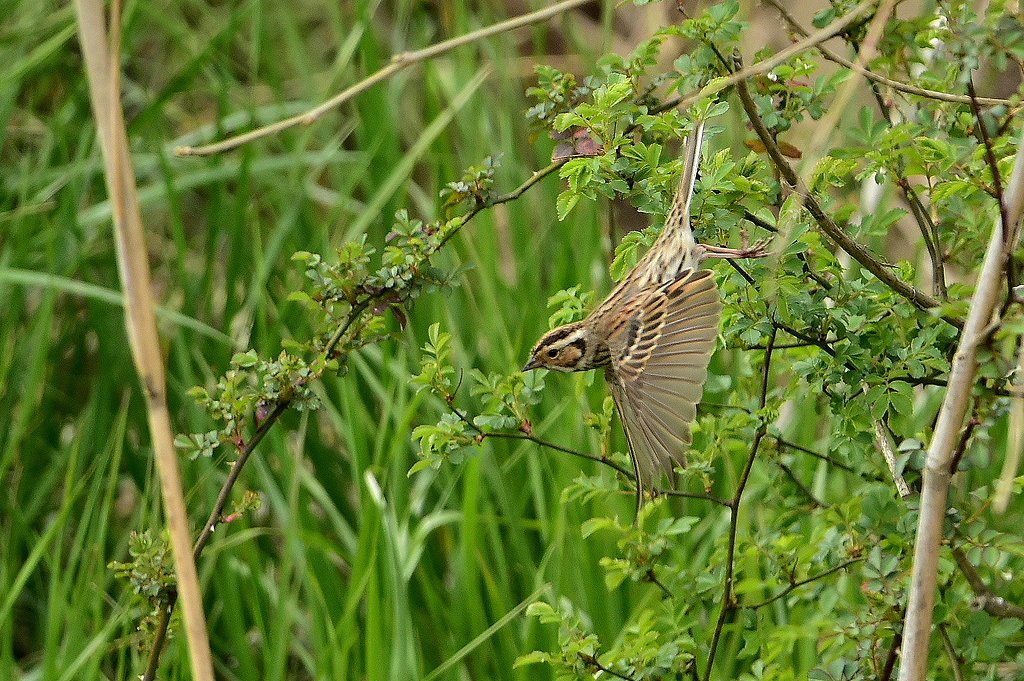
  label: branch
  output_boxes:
[898,127,1024,681]
[773,436,860,475]
[659,487,732,508]
[864,82,948,299]
[479,430,635,479]
[742,557,863,610]
[762,0,1010,107]
[951,546,1024,620]
[938,624,965,681]
[644,568,675,599]
[580,653,637,681]
[450,406,731,507]
[175,0,592,156]
[777,461,827,508]
[703,325,775,681]
[880,625,903,681]
[438,160,567,251]
[74,2,214,680]
[733,71,959,326]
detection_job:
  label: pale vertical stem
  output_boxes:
[72,2,214,680]
[898,130,1024,681]
[994,339,1024,512]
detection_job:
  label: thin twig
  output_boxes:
[969,77,1018,304]
[865,82,948,299]
[481,430,635,479]
[951,546,1024,620]
[74,1,215,680]
[175,0,592,156]
[742,557,862,610]
[880,622,903,681]
[898,127,1024,681]
[658,488,732,507]
[645,569,675,599]
[450,404,730,506]
[581,653,637,681]
[741,209,834,290]
[777,461,827,508]
[762,0,1009,107]
[938,623,966,681]
[947,410,980,476]
[969,79,1009,236]
[773,436,859,475]
[703,325,775,681]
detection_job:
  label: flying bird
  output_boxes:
[524,120,767,509]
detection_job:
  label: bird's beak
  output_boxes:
[522,357,538,372]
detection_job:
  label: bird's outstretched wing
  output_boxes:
[604,269,721,505]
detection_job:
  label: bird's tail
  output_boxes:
[657,120,705,265]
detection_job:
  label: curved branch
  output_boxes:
[175,0,592,156]
[742,557,863,610]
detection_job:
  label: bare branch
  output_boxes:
[899,127,1024,681]
[175,0,592,157]
[703,326,775,681]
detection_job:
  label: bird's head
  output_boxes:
[523,322,597,372]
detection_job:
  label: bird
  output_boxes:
[523,120,767,509]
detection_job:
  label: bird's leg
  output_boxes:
[698,239,770,260]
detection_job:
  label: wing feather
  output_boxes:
[604,269,722,497]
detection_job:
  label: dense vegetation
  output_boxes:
[3,1,1024,679]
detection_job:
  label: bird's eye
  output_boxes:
[547,348,559,358]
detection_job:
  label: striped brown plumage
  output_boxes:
[524,120,765,509]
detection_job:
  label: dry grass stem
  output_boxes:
[72,1,215,679]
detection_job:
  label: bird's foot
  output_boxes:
[699,238,770,260]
